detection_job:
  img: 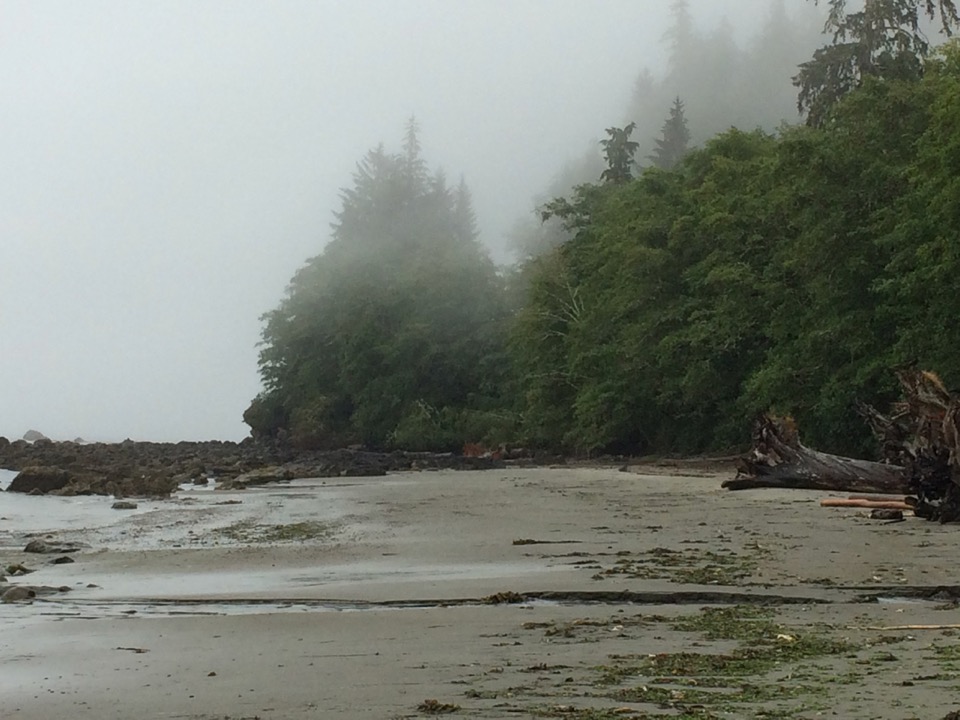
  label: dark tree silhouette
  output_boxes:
[600,122,639,184]
[796,0,960,126]
[649,97,691,170]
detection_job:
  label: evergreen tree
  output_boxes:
[600,123,639,184]
[664,0,696,84]
[453,175,479,244]
[649,97,691,170]
[795,0,959,126]
[248,125,507,450]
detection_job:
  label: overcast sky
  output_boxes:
[1,0,813,442]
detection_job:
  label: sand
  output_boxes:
[2,466,960,719]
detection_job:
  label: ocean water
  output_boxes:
[0,468,16,491]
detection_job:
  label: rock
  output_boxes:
[22,429,49,442]
[216,466,292,490]
[50,556,75,564]
[5,563,34,576]
[24,539,84,554]
[111,500,138,510]
[870,508,904,521]
[7,466,74,494]
[1,586,36,603]
[193,477,209,486]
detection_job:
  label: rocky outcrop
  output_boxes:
[7,467,75,494]
[0,438,508,498]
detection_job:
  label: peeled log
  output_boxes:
[722,415,908,494]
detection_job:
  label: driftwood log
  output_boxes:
[726,370,960,523]
[723,415,908,494]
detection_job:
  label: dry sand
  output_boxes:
[2,465,960,719]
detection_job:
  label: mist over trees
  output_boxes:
[626,0,824,167]
[249,2,960,460]
[246,120,509,450]
[508,1,825,261]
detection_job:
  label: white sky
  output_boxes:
[0,0,804,442]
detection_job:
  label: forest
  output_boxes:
[245,0,960,459]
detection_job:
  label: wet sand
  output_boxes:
[2,466,960,719]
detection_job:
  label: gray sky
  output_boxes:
[1,0,805,442]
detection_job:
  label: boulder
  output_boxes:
[216,466,292,490]
[24,539,84,554]
[1,586,36,603]
[111,500,138,510]
[22,429,49,442]
[7,466,74,494]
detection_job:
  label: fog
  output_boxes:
[1,0,822,442]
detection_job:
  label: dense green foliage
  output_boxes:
[250,13,960,459]
[246,123,509,450]
[511,41,960,457]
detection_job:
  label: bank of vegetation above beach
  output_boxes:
[247,1,960,460]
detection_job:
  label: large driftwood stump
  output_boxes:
[723,415,908,494]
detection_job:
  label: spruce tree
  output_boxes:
[600,123,639,184]
[649,97,691,170]
[795,0,959,127]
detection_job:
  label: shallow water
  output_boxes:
[1,473,566,625]
[0,476,351,551]
[0,468,16,490]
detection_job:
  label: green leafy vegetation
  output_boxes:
[510,38,960,457]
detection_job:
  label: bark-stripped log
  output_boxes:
[722,415,908,494]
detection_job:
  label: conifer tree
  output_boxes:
[795,0,959,126]
[599,123,639,184]
[649,97,691,170]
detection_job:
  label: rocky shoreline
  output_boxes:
[0,435,511,498]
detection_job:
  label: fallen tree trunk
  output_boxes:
[722,415,908,494]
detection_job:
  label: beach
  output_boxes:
[2,465,960,719]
